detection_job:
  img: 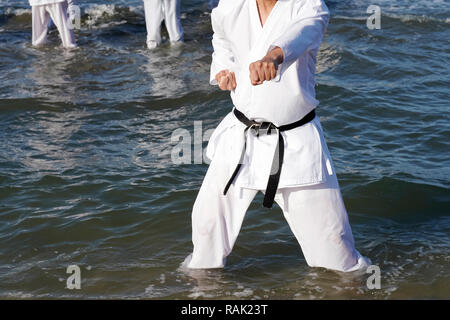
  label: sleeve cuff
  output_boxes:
[210,62,220,85]
[210,74,218,86]
[267,44,286,83]
[210,63,235,86]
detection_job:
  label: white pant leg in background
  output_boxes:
[143,0,183,48]
[143,0,164,48]
[162,0,183,43]
[183,135,370,272]
[32,5,51,46]
[32,2,76,48]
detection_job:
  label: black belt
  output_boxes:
[223,108,316,208]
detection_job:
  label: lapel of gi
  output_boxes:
[248,0,285,61]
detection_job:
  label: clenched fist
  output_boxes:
[215,70,237,91]
[249,46,284,86]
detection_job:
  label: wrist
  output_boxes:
[266,46,284,65]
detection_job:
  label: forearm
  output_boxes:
[249,47,283,85]
[274,18,327,64]
[210,9,235,85]
[270,0,329,64]
[265,46,284,65]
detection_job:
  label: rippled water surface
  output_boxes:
[0,0,449,299]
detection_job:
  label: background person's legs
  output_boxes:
[143,0,164,48]
[31,5,50,46]
[183,151,258,269]
[275,165,370,272]
[163,0,184,43]
[47,2,76,48]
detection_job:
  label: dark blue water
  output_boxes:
[0,0,449,299]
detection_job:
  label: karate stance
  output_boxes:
[29,0,76,48]
[143,0,184,49]
[183,0,371,272]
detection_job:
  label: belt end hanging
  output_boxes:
[262,201,273,209]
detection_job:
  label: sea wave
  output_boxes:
[83,3,144,28]
[333,12,450,26]
[2,3,448,31]
[0,3,199,31]
[0,4,147,29]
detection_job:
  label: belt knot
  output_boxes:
[224,107,316,208]
[249,121,276,137]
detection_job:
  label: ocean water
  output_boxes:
[0,0,449,299]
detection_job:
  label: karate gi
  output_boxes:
[29,0,76,48]
[182,0,371,272]
[143,0,184,49]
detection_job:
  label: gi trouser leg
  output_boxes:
[32,5,51,46]
[48,2,76,48]
[143,0,164,47]
[274,167,370,272]
[162,0,184,43]
[32,2,76,48]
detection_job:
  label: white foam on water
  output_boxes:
[85,4,117,19]
[233,288,254,298]
[144,284,169,298]
[3,291,34,299]
[333,12,449,25]
[4,8,31,16]
[144,284,154,295]
[386,13,450,24]
[83,4,143,29]
[188,288,216,299]
[128,5,144,17]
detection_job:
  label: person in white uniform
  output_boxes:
[182,0,371,272]
[29,0,76,48]
[143,0,184,49]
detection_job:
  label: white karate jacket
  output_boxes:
[207,0,334,189]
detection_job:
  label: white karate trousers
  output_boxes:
[143,0,184,48]
[31,2,76,48]
[183,134,370,272]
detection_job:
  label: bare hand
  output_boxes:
[249,47,284,85]
[215,70,237,91]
